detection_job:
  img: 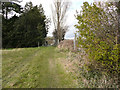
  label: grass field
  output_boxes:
[2,47,78,88]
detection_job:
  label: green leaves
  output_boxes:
[75,1,119,74]
[3,2,49,48]
[2,2,23,19]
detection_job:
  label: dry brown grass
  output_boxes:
[57,40,74,51]
[56,46,119,88]
[56,40,119,88]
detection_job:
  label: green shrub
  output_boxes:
[75,1,119,75]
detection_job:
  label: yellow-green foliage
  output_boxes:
[75,2,119,74]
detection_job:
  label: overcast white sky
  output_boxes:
[18,0,94,39]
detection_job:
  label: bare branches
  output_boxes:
[51,0,71,45]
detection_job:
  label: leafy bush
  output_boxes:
[74,2,119,88]
[75,1,119,75]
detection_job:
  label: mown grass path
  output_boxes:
[2,47,77,88]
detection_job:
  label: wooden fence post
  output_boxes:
[38,42,39,47]
[74,33,76,50]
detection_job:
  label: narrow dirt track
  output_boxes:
[2,47,77,88]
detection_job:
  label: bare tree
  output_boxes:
[113,1,120,46]
[51,0,70,45]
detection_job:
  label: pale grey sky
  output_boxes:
[18,0,94,39]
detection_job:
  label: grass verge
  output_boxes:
[2,46,78,88]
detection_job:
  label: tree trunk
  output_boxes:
[5,7,8,19]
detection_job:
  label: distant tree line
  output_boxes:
[2,1,49,48]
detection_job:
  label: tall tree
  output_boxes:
[0,2,2,49]
[2,2,49,48]
[11,2,49,48]
[2,2,22,19]
[2,1,23,48]
[51,0,70,45]
[2,15,19,48]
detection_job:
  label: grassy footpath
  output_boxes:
[2,47,78,88]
